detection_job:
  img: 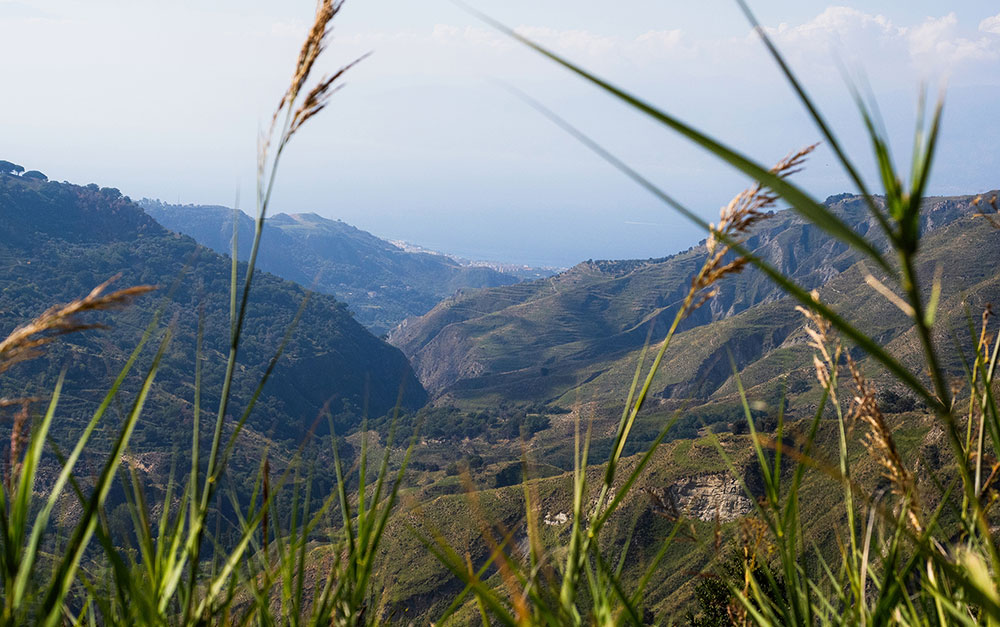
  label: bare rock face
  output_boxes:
[672,474,755,522]
[646,473,755,523]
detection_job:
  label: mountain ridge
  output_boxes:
[141,200,540,335]
[389,191,997,410]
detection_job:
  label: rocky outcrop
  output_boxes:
[644,473,755,523]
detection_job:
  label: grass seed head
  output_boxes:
[845,354,922,533]
[280,0,342,117]
[4,397,35,488]
[972,193,1000,229]
[685,144,816,319]
[1,278,152,485]
[0,275,155,375]
[796,290,843,403]
[261,0,365,182]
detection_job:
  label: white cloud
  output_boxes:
[516,26,617,58]
[635,29,683,49]
[979,12,1000,35]
[905,13,997,65]
[758,6,999,79]
[333,7,998,88]
[765,6,897,49]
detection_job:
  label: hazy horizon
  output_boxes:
[4,0,1000,267]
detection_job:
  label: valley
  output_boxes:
[6,1,1000,623]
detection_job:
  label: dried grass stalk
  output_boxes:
[973,193,1000,229]
[5,397,35,488]
[263,0,366,163]
[683,144,817,318]
[0,276,154,485]
[845,354,922,533]
[796,288,921,530]
[278,0,342,121]
[0,274,155,375]
[796,289,842,405]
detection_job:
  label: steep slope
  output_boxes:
[365,415,939,622]
[573,209,1000,412]
[0,175,427,446]
[390,192,994,408]
[141,201,524,335]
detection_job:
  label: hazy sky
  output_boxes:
[3,1,1000,267]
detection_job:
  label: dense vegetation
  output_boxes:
[0,173,427,449]
[377,401,562,441]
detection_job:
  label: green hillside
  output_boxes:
[0,174,427,448]
[390,192,993,415]
[3,171,996,622]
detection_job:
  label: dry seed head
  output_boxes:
[739,515,771,559]
[979,305,993,358]
[972,193,1000,229]
[812,354,831,391]
[5,397,34,488]
[262,0,365,181]
[845,354,922,533]
[0,275,155,375]
[950,378,965,410]
[641,486,680,521]
[684,144,817,320]
[706,143,818,254]
[279,0,341,116]
[795,290,843,402]
[289,53,369,136]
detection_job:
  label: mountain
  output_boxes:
[140,201,530,335]
[368,191,998,619]
[388,192,997,414]
[0,174,427,447]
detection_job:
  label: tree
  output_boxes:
[21,170,47,181]
[686,552,787,626]
[0,160,24,175]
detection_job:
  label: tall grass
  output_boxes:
[0,1,392,624]
[438,0,1000,624]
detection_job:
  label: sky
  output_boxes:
[2,1,1000,267]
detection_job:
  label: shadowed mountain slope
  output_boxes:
[0,175,427,445]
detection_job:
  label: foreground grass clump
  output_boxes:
[432,1,1000,624]
[0,1,391,625]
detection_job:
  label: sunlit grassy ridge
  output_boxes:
[391,193,988,410]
